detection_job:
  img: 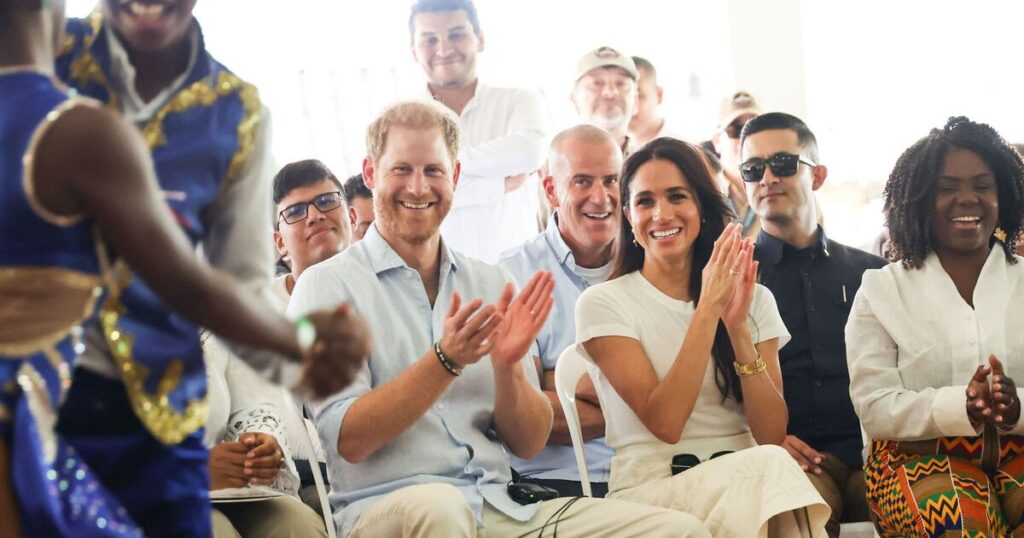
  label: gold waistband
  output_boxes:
[0,266,102,356]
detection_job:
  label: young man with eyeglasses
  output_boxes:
[740,112,884,538]
[712,91,762,238]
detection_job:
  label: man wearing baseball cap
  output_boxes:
[712,91,762,238]
[571,46,639,154]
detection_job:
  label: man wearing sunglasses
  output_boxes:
[740,112,884,538]
[712,91,762,239]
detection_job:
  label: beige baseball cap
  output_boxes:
[719,91,762,127]
[575,46,638,81]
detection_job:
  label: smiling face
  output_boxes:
[625,158,702,265]
[102,0,198,53]
[547,136,623,261]
[929,148,999,258]
[274,180,352,277]
[410,9,483,90]
[572,67,638,135]
[364,125,458,246]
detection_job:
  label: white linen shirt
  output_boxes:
[428,83,551,263]
[286,224,542,537]
[847,246,1024,441]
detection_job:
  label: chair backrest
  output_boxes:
[553,344,593,497]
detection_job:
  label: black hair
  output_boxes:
[884,116,1024,268]
[739,112,820,163]
[611,137,744,402]
[343,173,373,204]
[631,56,656,79]
[272,159,344,229]
[409,0,481,36]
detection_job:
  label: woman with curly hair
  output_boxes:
[848,116,1024,536]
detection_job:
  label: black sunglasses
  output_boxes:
[723,117,752,139]
[278,191,343,225]
[739,152,816,183]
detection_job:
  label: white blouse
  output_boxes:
[846,246,1024,441]
[576,271,790,491]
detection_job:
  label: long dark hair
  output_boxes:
[884,116,1024,268]
[611,137,743,401]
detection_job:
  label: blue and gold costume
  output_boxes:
[52,12,263,537]
[0,68,141,536]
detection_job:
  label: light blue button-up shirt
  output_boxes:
[498,215,615,482]
[287,225,541,536]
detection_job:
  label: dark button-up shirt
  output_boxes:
[755,227,886,467]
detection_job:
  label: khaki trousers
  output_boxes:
[211,496,327,538]
[348,482,709,537]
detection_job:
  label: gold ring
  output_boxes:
[729,268,739,276]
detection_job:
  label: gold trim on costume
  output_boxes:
[0,266,102,356]
[17,362,57,463]
[97,260,208,445]
[22,97,105,227]
[65,10,120,112]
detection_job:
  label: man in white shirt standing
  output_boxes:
[410,0,551,263]
[571,46,639,156]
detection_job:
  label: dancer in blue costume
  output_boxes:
[0,3,370,536]
[52,1,298,536]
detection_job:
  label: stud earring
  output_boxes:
[995,227,1008,242]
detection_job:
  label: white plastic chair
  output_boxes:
[553,344,593,497]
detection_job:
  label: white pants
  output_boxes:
[609,445,831,538]
[348,482,709,537]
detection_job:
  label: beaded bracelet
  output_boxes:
[434,341,463,377]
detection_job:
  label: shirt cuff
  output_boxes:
[932,385,982,437]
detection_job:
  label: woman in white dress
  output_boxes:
[847,116,1024,536]
[576,137,829,537]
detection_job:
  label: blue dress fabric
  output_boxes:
[0,69,141,536]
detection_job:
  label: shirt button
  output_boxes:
[815,380,823,388]
[436,403,445,410]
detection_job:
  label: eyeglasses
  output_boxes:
[722,118,752,139]
[278,191,343,225]
[739,152,816,183]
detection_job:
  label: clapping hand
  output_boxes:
[700,223,752,321]
[966,355,1020,430]
[438,291,504,368]
[489,271,555,366]
[990,355,1020,429]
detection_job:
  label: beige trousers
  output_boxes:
[348,482,709,537]
[609,445,831,538]
[211,496,327,538]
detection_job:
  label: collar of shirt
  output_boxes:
[756,225,830,267]
[362,222,459,278]
[543,213,577,268]
[421,81,484,118]
[105,19,200,122]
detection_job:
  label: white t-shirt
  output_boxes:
[575,271,789,490]
[574,261,614,288]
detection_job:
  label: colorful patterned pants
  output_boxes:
[865,427,1024,537]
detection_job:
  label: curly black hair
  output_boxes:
[883,116,1024,268]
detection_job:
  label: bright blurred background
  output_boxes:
[67,0,1024,249]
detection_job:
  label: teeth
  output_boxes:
[651,228,681,238]
[952,216,980,223]
[584,213,610,219]
[401,201,430,209]
[128,2,166,17]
